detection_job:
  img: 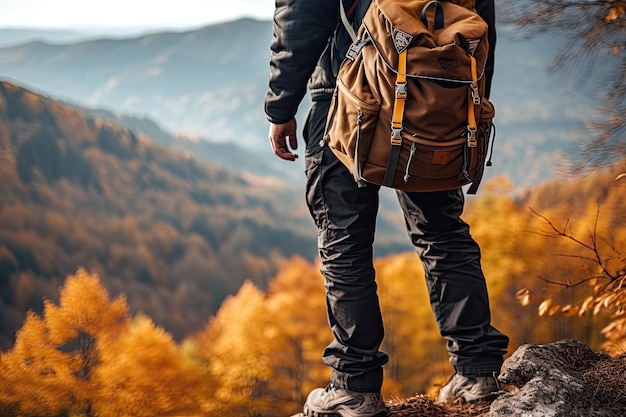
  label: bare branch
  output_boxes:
[503,0,626,169]
[529,207,595,251]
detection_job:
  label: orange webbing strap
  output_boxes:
[383,50,408,187]
[466,55,484,194]
[391,50,408,142]
[467,55,479,147]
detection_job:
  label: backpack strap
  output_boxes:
[467,55,480,148]
[382,49,408,188]
[465,56,485,194]
[340,0,359,42]
[420,1,444,30]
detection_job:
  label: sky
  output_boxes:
[0,0,275,30]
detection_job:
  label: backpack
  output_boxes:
[324,0,495,194]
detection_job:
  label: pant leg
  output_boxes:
[303,99,388,392]
[396,188,509,376]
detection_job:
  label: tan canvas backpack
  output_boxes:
[324,0,496,194]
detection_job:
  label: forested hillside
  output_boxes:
[0,80,321,347]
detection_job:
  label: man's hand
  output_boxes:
[269,119,298,161]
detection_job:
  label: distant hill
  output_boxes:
[0,27,165,47]
[73,102,302,181]
[0,15,609,188]
[0,28,92,46]
[0,18,272,147]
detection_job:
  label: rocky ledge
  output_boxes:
[388,339,626,417]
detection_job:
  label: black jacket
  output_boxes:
[264,0,497,125]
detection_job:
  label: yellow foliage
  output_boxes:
[0,312,74,416]
[0,269,208,417]
[44,268,129,346]
[93,314,204,417]
[601,316,626,355]
[263,258,330,407]
[195,257,330,416]
[509,171,626,352]
[606,6,625,22]
[516,288,531,306]
[539,299,553,317]
[465,190,528,301]
[197,280,274,414]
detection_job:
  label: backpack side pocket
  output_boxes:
[325,60,381,185]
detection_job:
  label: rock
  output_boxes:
[489,339,618,417]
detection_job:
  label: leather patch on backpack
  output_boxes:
[433,151,450,165]
[439,58,455,71]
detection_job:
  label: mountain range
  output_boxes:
[0,11,610,190]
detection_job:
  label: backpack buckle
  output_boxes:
[346,39,368,61]
[467,128,477,147]
[471,86,481,105]
[395,82,407,99]
[391,127,403,145]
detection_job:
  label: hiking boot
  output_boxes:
[437,373,500,403]
[299,384,387,417]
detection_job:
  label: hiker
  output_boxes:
[265,0,509,416]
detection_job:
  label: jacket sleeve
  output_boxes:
[475,0,496,99]
[264,0,340,124]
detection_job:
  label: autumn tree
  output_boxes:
[0,312,74,416]
[194,257,331,416]
[43,269,129,415]
[93,314,205,417]
[195,280,274,416]
[504,0,626,170]
[0,269,206,416]
[262,257,330,410]
[0,269,128,415]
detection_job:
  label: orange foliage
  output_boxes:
[474,169,626,355]
[0,312,74,416]
[0,269,206,416]
[94,315,205,416]
[195,257,330,416]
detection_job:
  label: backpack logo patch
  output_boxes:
[438,58,455,71]
[466,39,480,56]
[433,151,450,165]
[392,29,414,53]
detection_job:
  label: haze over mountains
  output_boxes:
[0,27,159,47]
[0,19,271,146]
[0,14,607,189]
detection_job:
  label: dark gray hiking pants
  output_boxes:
[303,100,509,393]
